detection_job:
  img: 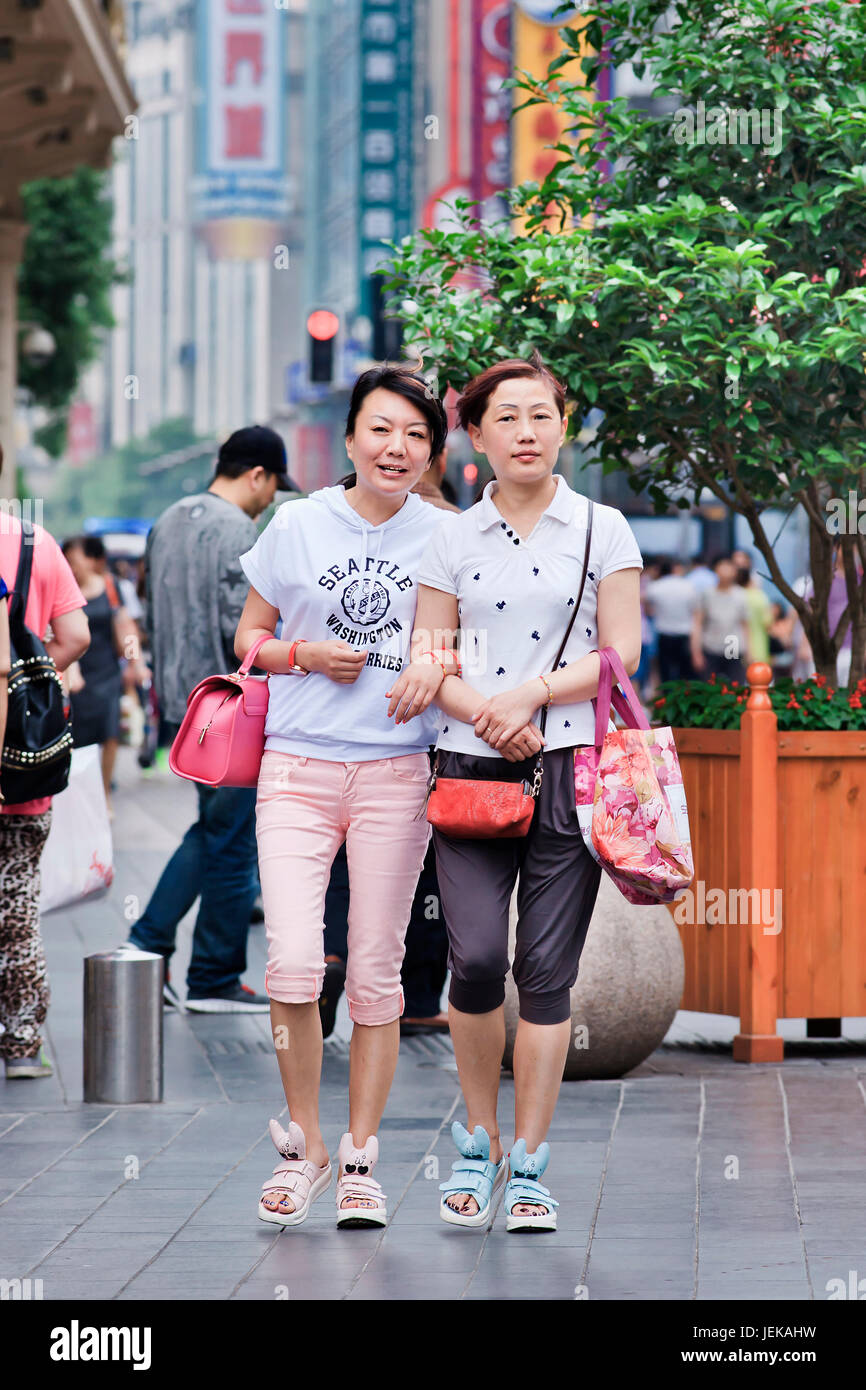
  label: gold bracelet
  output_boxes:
[539,674,554,706]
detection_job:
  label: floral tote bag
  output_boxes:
[574,647,694,905]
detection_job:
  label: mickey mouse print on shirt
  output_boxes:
[416,476,643,757]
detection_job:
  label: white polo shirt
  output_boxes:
[417,475,643,756]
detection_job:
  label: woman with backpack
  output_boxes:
[385,352,643,1232]
[234,363,450,1228]
[0,575,9,779]
[0,495,90,1079]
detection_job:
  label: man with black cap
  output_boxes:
[126,426,297,1012]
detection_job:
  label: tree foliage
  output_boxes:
[18,166,124,454]
[386,0,866,688]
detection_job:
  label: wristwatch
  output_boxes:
[286,638,310,675]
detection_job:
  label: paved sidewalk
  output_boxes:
[2,750,865,1301]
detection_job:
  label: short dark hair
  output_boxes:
[61,535,86,557]
[457,349,567,432]
[712,553,734,570]
[344,363,448,462]
[83,535,107,561]
[214,425,289,483]
[656,556,674,578]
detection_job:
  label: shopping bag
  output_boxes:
[39,745,114,914]
[574,647,693,905]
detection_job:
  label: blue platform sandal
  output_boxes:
[504,1139,559,1233]
[439,1122,506,1229]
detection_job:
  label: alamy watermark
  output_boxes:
[673,881,782,935]
[672,100,783,157]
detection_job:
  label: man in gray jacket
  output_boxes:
[128,427,295,1012]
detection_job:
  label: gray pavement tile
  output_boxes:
[15,748,864,1303]
[696,1285,812,1302]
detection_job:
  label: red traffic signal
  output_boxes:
[306,310,339,341]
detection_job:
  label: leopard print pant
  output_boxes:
[0,810,52,1060]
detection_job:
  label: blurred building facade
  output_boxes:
[89,0,306,467]
[0,0,134,481]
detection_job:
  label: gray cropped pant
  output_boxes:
[432,746,601,1026]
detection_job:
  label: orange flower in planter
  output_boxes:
[787,697,801,709]
[849,695,862,709]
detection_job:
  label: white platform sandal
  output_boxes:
[258,1119,332,1228]
[335,1132,387,1229]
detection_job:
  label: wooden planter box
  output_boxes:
[670,669,866,1060]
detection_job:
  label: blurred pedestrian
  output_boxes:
[644,557,697,683]
[411,447,460,513]
[691,554,750,682]
[732,548,763,587]
[61,537,140,814]
[686,555,717,592]
[235,363,449,1228]
[791,546,862,688]
[768,601,795,678]
[634,556,659,697]
[0,488,90,1079]
[126,425,294,1013]
[736,557,773,664]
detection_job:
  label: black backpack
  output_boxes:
[0,521,73,802]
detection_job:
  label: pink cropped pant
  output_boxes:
[256,749,431,1025]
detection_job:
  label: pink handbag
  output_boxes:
[573,646,694,904]
[169,635,271,788]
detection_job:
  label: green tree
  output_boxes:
[18,166,125,456]
[387,0,866,688]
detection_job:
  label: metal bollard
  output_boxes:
[83,948,164,1103]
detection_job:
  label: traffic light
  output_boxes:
[370,276,403,360]
[307,309,339,383]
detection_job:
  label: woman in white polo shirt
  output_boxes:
[386,351,642,1232]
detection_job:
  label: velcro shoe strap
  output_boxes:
[505,1177,559,1211]
[338,1174,385,1203]
[262,1158,322,1195]
[439,1171,490,1197]
[449,1156,493,1177]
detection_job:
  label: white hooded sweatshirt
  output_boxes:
[239,485,447,762]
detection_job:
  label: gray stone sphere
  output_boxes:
[503,872,685,1079]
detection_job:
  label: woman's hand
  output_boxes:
[497,723,546,763]
[296,640,368,684]
[471,681,545,751]
[66,661,86,695]
[386,659,444,724]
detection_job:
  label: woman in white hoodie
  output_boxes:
[235,364,452,1229]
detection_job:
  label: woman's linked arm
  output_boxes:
[235,588,368,684]
[386,583,486,724]
[471,568,643,751]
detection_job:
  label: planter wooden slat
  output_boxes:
[668,678,866,1057]
[840,759,866,1018]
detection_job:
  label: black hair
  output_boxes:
[656,557,674,578]
[344,362,448,465]
[83,536,107,561]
